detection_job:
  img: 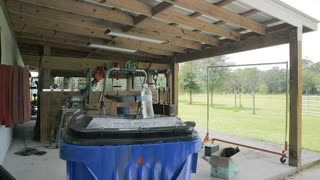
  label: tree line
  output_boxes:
[179,57,320,105]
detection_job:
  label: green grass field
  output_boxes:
[178,93,320,152]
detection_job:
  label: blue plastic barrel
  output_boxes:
[60,139,201,180]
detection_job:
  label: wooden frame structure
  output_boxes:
[3,0,318,168]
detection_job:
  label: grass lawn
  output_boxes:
[178,93,320,152]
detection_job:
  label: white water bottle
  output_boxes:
[141,84,154,118]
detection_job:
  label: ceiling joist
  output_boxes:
[162,0,266,35]
[16,0,219,46]
[11,15,174,57]
[90,0,241,40]
[9,0,188,53]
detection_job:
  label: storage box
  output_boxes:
[210,149,240,179]
[204,142,219,156]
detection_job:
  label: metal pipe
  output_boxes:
[207,138,286,156]
[100,68,147,115]
[205,61,289,157]
[207,67,209,134]
[285,61,289,151]
[207,62,288,69]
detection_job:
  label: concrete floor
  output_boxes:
[2,121,320,180]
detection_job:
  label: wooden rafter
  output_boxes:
[11,15,175,57]
[214,9,260,26]
[18,39,158,61]
[15,28,171,58]
[9,0,186,53]
[12,16,172,56]
[8,1,188,55]
[90,0,241,40]
[174,24,292,62]
[214,0,237,7]
[122,2,173,32]
[163,0,266,35]
[16,0,218,46]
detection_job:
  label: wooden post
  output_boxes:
[43,45,51,56]
[171,60,179,114]
[127,73,132,91]
[289,27,302,168]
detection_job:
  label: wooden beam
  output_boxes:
[13,23,172,58]
[239,9,260,16]
[189,12,202,18]
[172,60,179,115]
[125,28,203,50]
[13,0,205,50]
[14,31,163,60]
[152,2,173,15]
[18,38,93,53]
[14,26,174,57]
[43,45,51,56]
[8,0,187,52]
[214,0,237,7]
[123,2,174,32]
[15,0,219,46]
[19,38,148,61]
[23,55,171,71]
[91,0,241,40]
[289,27,302,169]
[174,25,291,62]
[214,9,259,26]
[163,0,266,35]
[9,15,181,57]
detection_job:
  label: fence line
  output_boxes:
[302,95,320,117]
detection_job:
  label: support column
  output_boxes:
[126,73,132,91]
[289,27,302,168]
[171,60,179,115]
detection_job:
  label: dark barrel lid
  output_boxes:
[63,113,199,145]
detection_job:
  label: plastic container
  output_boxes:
[60,114,201,180]
[141,84,154,118]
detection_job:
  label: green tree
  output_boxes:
[201,56,230,107]
[261,67,286,93]
[242,68,260,114]
[179,62,200,104]
[303,59,319,94]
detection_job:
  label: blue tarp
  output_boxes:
[60,139,201,180]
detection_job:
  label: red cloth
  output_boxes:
[0,65,31,127]
[0,65,5,125]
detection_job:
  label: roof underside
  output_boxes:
[6,0,319,63]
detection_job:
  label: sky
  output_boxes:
[227,0,320,65]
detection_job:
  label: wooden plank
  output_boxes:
[43,46,51,56]
[18,37,162,60]
[122,2,173,32]
[7,1,186,54]
[10,15,176,56]
[126,28,203,50]
[163,0,266,35]
[138,20,219,45]
[189,12,202,18]
[214,0,237,7]
[172,61,179,115]
[23,55,171,71]
[90,0,240,40]
[152,2,173,15]
[289,27,302,168]
[174,25,291,62]
[156,12,240,40]
[214,9,259,26]
[15,0,219,46]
